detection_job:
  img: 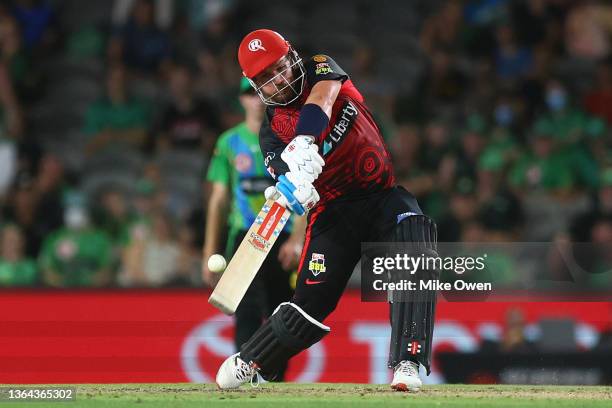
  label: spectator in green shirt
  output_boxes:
[0,223,37,286]
[92,186,136,247]
[536,80,590,146]
[39,204,114,287]
[509,119,577,194]
[83,64,150,155]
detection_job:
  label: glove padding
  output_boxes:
[281,136,325,184]
[269,172,320,216]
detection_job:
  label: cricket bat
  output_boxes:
[208,199,291,315]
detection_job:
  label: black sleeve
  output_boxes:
[259,109,290,180]
[304,54,349,87]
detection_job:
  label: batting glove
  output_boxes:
[272,172,320,216]
[281,136,325,184]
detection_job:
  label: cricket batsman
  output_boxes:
[216,29,439,392]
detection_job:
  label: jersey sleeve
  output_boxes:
[304,54,349,87]
[259,111,289,180]
[206,136,231,185]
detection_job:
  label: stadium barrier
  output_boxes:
[0,290,609,384]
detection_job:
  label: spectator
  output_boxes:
[417,49,467,113]
[10,0,58,53]
[500,308,534,352]
[509,119,578,195]
[175,223,200,285]
[0,136,17,199]
[155,64,220,152]
[0,64,19,198]
[494,23,534,81]
[391,124,434,197]
[571,167,612,242]
[2,175,38,256]
[511,0,549,47]
[476,149,523,239]
[39,201,114,287]
[437,178,479,242]
[188,0,235,32]
[583,59,612,124]
[84,64,151,155]
[420,0,464,56]
[414,119,456,219]
[586,217,612,284]
[119,211,190,287]
[0,223,37,286]
[350,46,394,115]
[0,62,23,139]
[120,179,160,249]
[453,119,487,183]
[564,1,612,60]
[536,79,590,146]
[35,154,67,243]
[133,178,159,219]
[0,15,34,101]
[421,119,453,173]
[112,0,173,30]
[108,0,172,75]
[198,10,235,58]
[2,154,65,256]
[565,117,605,191]
[92,186,135,247]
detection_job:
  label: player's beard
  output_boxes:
[270,74,302,105]
[273,86,295,104]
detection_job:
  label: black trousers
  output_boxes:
[232,229,294,379]
[292,186,422,321]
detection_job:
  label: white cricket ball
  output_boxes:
[207,254,227,273]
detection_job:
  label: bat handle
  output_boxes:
[264,186,289,209]
[276,194,289,209]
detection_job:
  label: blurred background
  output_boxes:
[0,0,611,385]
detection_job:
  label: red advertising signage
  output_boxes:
[0,290,610,384]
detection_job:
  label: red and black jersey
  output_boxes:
[260,54,395,204]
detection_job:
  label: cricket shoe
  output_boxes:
[391,360,422,392]
[215,352,258,389]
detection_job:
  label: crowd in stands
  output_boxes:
[0,0,610,288]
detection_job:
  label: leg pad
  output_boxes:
[240,302,330,379]
[388,215,439,375]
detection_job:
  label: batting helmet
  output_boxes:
[238,29,305,106]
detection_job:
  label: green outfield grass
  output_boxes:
[2,383,611,407]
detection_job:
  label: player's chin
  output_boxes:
[270,90,294,104]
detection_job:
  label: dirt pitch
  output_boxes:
[2,383,611,407]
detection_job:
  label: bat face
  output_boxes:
[209,200,291,315]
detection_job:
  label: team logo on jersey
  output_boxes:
[234,153,252,173]
[248,39,266,52]
[315,62,333,75]
[308,253,327,276]
[313,55,327,62]
[322,100,358,156]
[264,152,275,166]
